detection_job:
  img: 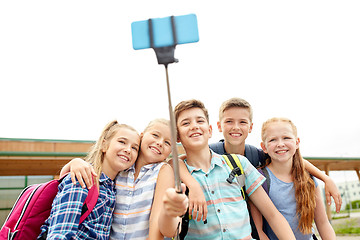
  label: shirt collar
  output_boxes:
[184,150,224,173]
[99,172,115,186]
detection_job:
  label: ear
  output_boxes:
[260,142,268,153]
[101,140,107,153]
[217,121,222,132]
[248,122,254,133]
[209,125,213,138]
[296,137,300,149]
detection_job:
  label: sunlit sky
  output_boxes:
[1,1,359,183]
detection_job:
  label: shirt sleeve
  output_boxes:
[240,155,265,196]
[46,176,89,240]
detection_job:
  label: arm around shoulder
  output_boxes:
[313,186,336,240]
[303,159,342,212]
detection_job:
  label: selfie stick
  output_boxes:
[148,16,182,193]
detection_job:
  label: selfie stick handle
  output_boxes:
[165,66,182,194]
[148,16,182,193]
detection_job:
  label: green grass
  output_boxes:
[333,219,360,235]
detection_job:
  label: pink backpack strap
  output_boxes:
[79,175,99,224]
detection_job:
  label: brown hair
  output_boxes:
[219,97,253,122]
[85,120,138,183]
[174,99,209,123]
[261,117,316,234]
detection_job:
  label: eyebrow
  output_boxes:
[117,137,140,147]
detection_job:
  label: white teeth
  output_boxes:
[191,133,200,137]
[231,133,241,137]
[119,155,129,161]
[150,146,161,154]
[276,150,287,154]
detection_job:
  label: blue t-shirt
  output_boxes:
[262,166,318,240]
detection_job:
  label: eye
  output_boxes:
[240,120,248,124]
[132,146,139,152]
[165,140,171,146]
[152,133,159,138]
[225,120,232,123]
[181,121,190,126]
[118,140,126,144]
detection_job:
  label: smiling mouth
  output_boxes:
[276,150,288,154]
[118,155,130,162]
[230,133,242,137]
[190,133,201,138]
[149,146,161,154]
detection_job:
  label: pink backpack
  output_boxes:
[0,175,98,240]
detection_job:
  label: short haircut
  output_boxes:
[174,99,209,124]
[218,97,253,122]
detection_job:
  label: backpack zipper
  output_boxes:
[1,184,32,229]
[14,184,42,230]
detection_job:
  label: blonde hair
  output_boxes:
[261,117,316,234]
[219,97,253,122]
[143,118,170,133]
[85,120,138,183]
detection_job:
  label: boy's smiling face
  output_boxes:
[217,107,253,147]
[177,107,212,150]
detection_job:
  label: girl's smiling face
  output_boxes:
[140,121,172,164]
[261,121,299,164]
[102,128,140,179]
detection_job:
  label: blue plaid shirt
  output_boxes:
[38,173,116,240]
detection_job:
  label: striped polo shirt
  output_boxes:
[110,161,166,240]
[184,151,265,240]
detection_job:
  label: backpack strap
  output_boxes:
[258,167,270,195]
[209,140,226,155]
[80,175,99,224]
[244,144,256,162]
[223,154,246,200]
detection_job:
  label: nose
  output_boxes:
[123,144,131,154]
[233,122,240,129]
[156,139,163,147]
[277,140,285,147]
[190,121,199,130]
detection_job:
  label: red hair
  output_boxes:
[261,117,316,234]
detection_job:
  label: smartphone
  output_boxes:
[131,13,199,50]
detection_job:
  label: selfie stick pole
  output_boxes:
[148,17,182,193]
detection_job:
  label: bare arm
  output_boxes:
[303,160,342,212]
[313,186,336,239]
[249,199,269,240]
[249,187,295,240]
[248,199,269,240]
[151,164,188,238]
[59,158,96,189]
